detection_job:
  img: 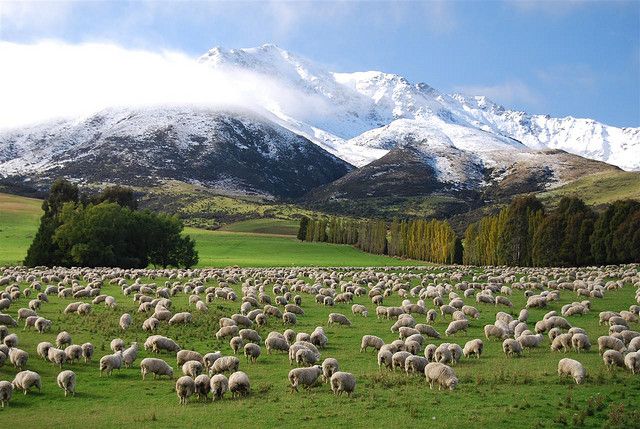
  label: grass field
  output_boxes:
[218,218,300,235]
[0,193,43,266]
[0,266,638,428]
[539,171,640,207]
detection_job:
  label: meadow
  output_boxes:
[0,265,638,428]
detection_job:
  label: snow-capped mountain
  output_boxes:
[200,44,640,172]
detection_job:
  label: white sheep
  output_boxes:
[210,356,240,374]
[99,351,123,376]
[56,331,72,348]
[625,351,640,374]
[327,313,351,326]
[463,339,483,359]
[210,374,228,401]
[377,349,393,370]
[244,343,261,363]
[424,362,458,390]
[82,343,94,363]
[56,370,76,397]
[502,339,523,357]
[119,313,132,330]
[176,376,196,405]
[405,355,428,375]
[140,357,174,380]
[321,358,339,382]
[288,365,322,392]
[194,374,211,401]
[360,335,384,352]
[558,358,586,384]
[12,370,41,394]
[229,371,250,398]
[602,349,625,370]
[0,380,11,407]
[330,371,356,396]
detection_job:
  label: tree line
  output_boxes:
[464,196,639,267]
[24,179,198,269]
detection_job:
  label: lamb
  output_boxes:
[424,362,458,390]
[176,376,196,405]
[142,317,160,332]
[517,334,544,350]
[123,342,139,368]
[327,313,351,326]
[377,349,393,370]
[229,371,250,398]
[321,358,339,382]
[571,333,591,353]
[9,347,28,370]
[210,356,240,374]
[110,338,125,352]
[405,355,428,375]
[194,374,211,401]
[330,371,356,396]
[558,358,586,384]
[65,344,83,363]
[597,335,626,355]
[244,343,261,363]
[288,365,323,392]
[99,351,123,376]
[551,333,574,353]
[0,380,11,407]
[182,360,204,378]
[502,339,523,357]
[602,350,625,370]
[265,336,290,354]
[56,370,76,397]
[56,331,72,348]
[625,351,640,374]
[216,325,239,340]
[463,339,483,359]
[140,357,174,380]
[177,350,204,366]
[119,313,132,330]
[81,343,94,363]
[445,320,469,336]
[169,312,192,325]
[12,370,41,394]
[210,374,229,401]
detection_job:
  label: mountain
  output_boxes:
[0,107,352,199]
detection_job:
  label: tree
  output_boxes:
[91,185,138,210]
[297,216,309,241]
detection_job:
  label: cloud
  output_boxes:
[507,0,588,16]
[455,80,543,108]
[0,1,74,34]
[0,40,334,129]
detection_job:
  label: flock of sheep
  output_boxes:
[0,263,639,410]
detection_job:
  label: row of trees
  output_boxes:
[24,179,198,268]
[297,217,359,245]
[464,196,640,267]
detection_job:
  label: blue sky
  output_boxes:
[1,0,638,127]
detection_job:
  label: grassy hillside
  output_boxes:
[0,266,638,428]
[539,171,640,208]
[0,193,416,268]
[0,193,43,266]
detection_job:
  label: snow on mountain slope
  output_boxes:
[200,44,639,170]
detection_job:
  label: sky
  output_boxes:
[0,0,638,128]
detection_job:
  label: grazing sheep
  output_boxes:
[571,333,591,353]
[48,347,67,368]
[463,339,483,359]
[0,380,11,407]
[558,358,586,384]
[517,334,544,350]
[377,349,393,370]
[37,341,53,360]
[81,343,94,363]
[176,376,196,405]
[265,336,289,354]
[289,365,323,392]
[502,339,523,357]
[122,343,139,368]
[296,348,319,366]
[424,344,437,362]
[12,370,41,394]
[424,362,458,390]
[448,344,463,364]
[597,335,626,355]
[229,371,250,398]
[119,313,132,330]
[445,320,469,336]
[0,314,17,327]
[405,355,428,375]
[99,351,123,376]
[8,347,28,370]
[194,374,211,400]
[327,313,351,326]
[110,338,125,353]
[426,309,438,324]
[484,324,507,340]
[56,331,72,348]
[230,336,244,355]
[65,344,83,363]
[551,333,574,353]
[415,324,441,339]
[352,304,368,317]
[322,358,339,382]
[56,370,76,397]
[282,312,297,325]
[330,371,356,397]
[150,336,181,354]
[142,317,160,332]
[244,343,261,363]
[239,329,262,344]
[210,374,229,401]
[177,350,204,366]
[169,312,192,325]
[210,356,240,374]
[310,327,328,349]
[182,360,204,378]
[35,317,51,334]
[625,351,640,374]
[4,333,18,348]
[392,351,412,370]
[216,326,239,340]
[140,358,174,380]
[203,352,222,369]
[602,350,625,370]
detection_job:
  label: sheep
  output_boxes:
[282,312,297,325]
[571,333,591,353]
[142,317,160,332]
[203,352,222,369]
[426,309,437,324]
[216,326,239,340]
[597,335,626,355]
[502,339,523,357]
[310,327,328,349]
[119,313,132,331]
[230,337,244,355]
[177,350,204,366]
[0,314,17,327]
[182,360,204,378]
[322,358,339,382]
[37,341,53,360]
[424,344,437,362]
[17,308,37,320]
[229,371,250,398]
[296,348,319,366]
[352,304,368,317]
[110,338,125,352]
[194,374,211,401]
[122,343,139,368]
[210,356,240,374]
[517,334,544,350]
[602,350,626,370]
[448,344,463,364]
[495,296,513,307]
[169,312,192,325]
[56,370,76,397]
[445,320,469,336]
[12,370,41,394]
[424,362,458,390]
[462,305,480,319]
[8,347,28,370]
[288,365,323,392]
[415,324,441,339]
[463,339,483,359]
[210,374,229,401]
[35,317,51,334]
[0,380,11,407]
[551,333,574,353]
[244,343,261,363]
[392,351,412,370]
[377,349,393,370]
[558,358,586,384]
[405,355,428,375]
[150,336,181,354]
[518,309,529,322]
[327,313,351,326]
[81,343,94,363]
[239,329,262,344]
[405,340,421,355]
[4,333,18,348]
[330,371,356,397]
[65,344,83,363]
[99,351,123,376]
[625,351,640,374]
[176,376,196,405]
[484,324,507,340]
[140,357,174,380]
[296,333,311,343]
[24,315,39,331]
[265,336,290,354]
[398,326,420,340]
[56,331,72,348]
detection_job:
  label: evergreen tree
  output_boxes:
[297,216,309,241]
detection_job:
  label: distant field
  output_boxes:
[0,193,416,267]
[0,193,43,266]
[540,171,640,207]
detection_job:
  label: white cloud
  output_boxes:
[456,80,542,108]
[0,40,334,129]
[0,1,74,33]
